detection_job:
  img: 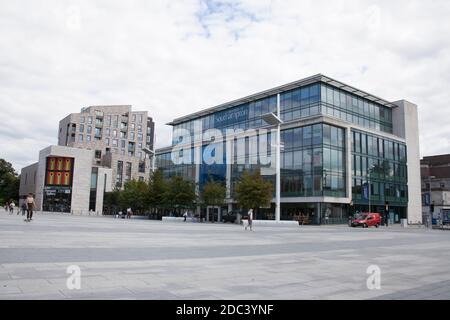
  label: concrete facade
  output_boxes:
[58,105,155,189]
[20,145,112,215]
[392,100,422,224]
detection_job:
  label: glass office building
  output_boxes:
[156,74,421,225]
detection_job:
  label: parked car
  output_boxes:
[351,212,381,228]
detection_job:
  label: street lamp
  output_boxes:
[367,164,376,213]
[262,107,284,222]
[142,147,156,174]
[427,175,436,228]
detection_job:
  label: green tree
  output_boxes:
[118,180,149,214]
[201,179,226,219]
[103,187,121,215]
[0,159,20,204]
[235,170,273,214]
[147,169,168,213]
[165,175,196,215]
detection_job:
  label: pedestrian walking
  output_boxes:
[25,194,36,222]
[21,200,28,216]
[9,200,15,214]
[126,207,133,219]
[183,211,188,222]
[245,208,253,231]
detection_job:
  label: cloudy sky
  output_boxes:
[1,0,450,172]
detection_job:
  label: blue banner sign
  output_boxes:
[362,183,369,200]
[214,104,249,127]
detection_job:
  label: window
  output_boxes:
[106,115,111,126]
[86,135,91,142]
[312,124,322,145]
[80,116,85,123]
[138,133,143,141]
[105,128,110,136]
[138,125,142,132]
[79,124,84,132]
[95,150,102,159]
[105,138,110,146]
[87,126,92,134]
[303,126,312,146]
[113,129,118,138]
[130,132,135,140]
[112,139,118,147]
[139,115,143,123]
[95,127,102,137]
[78,134,83,142]
[88,116,93,124]
[132,114,136,122]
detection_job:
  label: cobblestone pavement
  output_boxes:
[0,213,449,300]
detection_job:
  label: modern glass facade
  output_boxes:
[157,75,410,224]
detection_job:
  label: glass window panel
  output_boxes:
[292,89,300,108]
[302,126,312,146]
[323,148,331,171]
[293,128,302,149]
[312,124,322,145]
[330,126,338,146]
[333,89,340,107]
[301,107,310,118]
[300,87,310,106]
[323,124,331,145]
[282,92,292,110]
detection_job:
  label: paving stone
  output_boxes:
[1,214,450,299]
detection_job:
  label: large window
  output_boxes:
[351,129,407,205]
[280,123,346,198]
[321,84,393,134]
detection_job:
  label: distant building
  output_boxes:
[19,146,112,214]
[19,105,155,214]
[58,105,155,188]
[156,74,421,224]
[421,154,450,222]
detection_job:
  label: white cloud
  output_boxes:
[1,0,450,172]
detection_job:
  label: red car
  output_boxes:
[351,213,381,228]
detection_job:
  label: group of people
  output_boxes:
[3,194,36,222]
[115,207,133,219]
[4,200,16,214]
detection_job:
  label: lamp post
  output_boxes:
[368,164,375,213]
[262,104,284,222]
[427,175,436,228]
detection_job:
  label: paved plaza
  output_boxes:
[0,212,449,300]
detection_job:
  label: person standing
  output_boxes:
[183,211,188,222]
[245,208,253,231]
[21,198,27,217]
[25,194,35,222]
[9,201,15,214]
[126,207,133,219]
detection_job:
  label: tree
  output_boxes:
[118,180,149,214]
[201,179,226,221]
[0,159,20,204]
[165,175,196,215]
[235,170,273,215]
[103,187,121,215]
[147,169,168,213]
